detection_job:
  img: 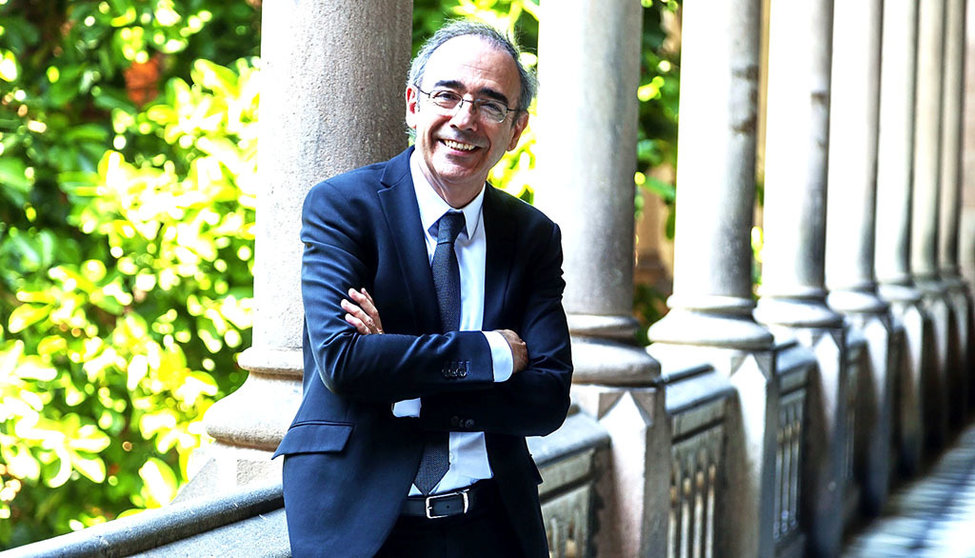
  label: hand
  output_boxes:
[342,287,384,335]
[496,329,528,374]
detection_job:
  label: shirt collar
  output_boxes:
[410,150,483,239]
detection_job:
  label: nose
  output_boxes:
[449,98,478,129]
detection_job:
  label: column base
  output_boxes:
[648,308,774,350]
[571,336,660,386]
[185,346,303,498]
[755,296,844,329]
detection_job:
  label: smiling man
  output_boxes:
[274,21,572,558]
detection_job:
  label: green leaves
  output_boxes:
[0,0,259,546]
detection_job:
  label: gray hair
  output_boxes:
[407,20,537,112]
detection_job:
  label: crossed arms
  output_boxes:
[301,179,573,438]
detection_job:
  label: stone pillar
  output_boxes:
[754,0,848,554]
[876,0,930,477]
[535,1,662,555]
[183,1,413,497]
[825,0,895,517]
[964,0,975,413]
[645,0,777,556]
[963,0,975,289]
[940,0,972,424]
[914,0,953,447]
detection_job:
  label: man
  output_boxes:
[274,21,572,558]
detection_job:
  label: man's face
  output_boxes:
[406,35,529,203]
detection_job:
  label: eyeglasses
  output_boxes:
[414,85,519,123]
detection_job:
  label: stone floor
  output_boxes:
[843,424,975,558]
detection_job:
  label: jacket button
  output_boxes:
[463,419,475,429]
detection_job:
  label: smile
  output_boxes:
[442,139,477,152]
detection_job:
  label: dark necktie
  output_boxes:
[414,210,465,495]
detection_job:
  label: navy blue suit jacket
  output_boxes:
[274,147,572,557]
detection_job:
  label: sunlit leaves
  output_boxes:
[0,49,17,81]
[0,0,259,544]
[137,457,177,508]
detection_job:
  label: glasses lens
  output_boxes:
[478,101,507,123]
[422,88,509,123]
[429,90,461,110]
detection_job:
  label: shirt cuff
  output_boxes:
[392,398,421,417]
[483,330,513,382]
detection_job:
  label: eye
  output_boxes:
[430,90,462,107]
[477,100,507,121]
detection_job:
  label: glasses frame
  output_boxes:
[414,85,521,124]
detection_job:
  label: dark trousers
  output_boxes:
[375,481,527,558]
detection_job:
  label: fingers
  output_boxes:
[497,329,528,374]
[349,288,380,323]
[342,288,384,335]
[343,308,372,335]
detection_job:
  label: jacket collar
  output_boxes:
[377,147,516,332]
[377,147,440,332]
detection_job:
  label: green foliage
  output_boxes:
[0,0,258,548]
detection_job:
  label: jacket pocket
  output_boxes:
[272,421,354,458]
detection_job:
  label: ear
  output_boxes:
[506,111,529,151]
[405,86,419,130]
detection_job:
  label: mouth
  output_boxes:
[441,139,478,152]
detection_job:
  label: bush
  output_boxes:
[0,0,259,547]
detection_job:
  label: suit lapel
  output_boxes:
[377,149,441,333]
[482,186,515,330]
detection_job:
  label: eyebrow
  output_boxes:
[431,79,511,106]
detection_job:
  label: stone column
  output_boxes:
[754,0,848,554]
[964,0,975,412]
[534,1,662,555]
[825,0,895,516]
[876,0,930,477]
[645,0,778,556]
[963,0,975,290]
[183,1,413,497]
[914,0,953,446]
[940,0,972,424]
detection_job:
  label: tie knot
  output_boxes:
[436,211,466,244]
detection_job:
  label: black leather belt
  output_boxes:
[401,481,491,519]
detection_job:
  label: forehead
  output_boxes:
[421,35,521,97]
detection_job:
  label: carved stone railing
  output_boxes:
[669,406,724,557]
[772,341,813,557]
[529,404,612,558]
[844,330,868,525]
[654,361,735,558]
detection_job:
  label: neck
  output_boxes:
[419,169,484,209]
[432,184,481,209]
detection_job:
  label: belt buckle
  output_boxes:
[425,489,469,519]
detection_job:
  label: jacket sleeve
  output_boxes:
[417,223,573,438]
[301,181,498,403]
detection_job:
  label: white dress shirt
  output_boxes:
[392,151,513,495]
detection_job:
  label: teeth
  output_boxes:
[443,139,476,151]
